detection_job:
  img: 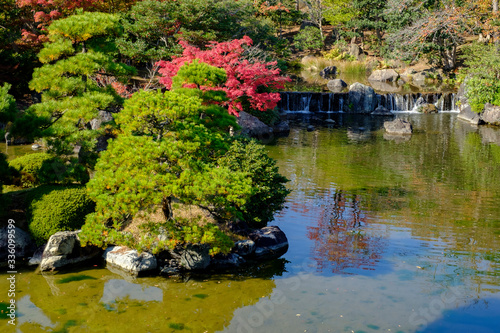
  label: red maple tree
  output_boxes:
[156,36,290,116]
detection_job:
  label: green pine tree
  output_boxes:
[18,11,135,168]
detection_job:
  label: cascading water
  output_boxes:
[279,92,458,113]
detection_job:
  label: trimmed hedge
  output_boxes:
[28,185,95,244]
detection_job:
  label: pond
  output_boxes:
[2,113,500,332]
[0,143,36,160]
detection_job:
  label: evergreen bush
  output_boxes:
[293,26,324,51]
[9,153,88,188]
[27,185,95,245]
[218,139,290,228]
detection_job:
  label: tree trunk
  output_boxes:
[162,197,173,220]
[494,0,499,48]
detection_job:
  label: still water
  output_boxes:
[2,113,500,332]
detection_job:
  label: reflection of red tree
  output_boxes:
[306,190,384,274]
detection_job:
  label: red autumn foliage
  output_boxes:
[156,36,290,116]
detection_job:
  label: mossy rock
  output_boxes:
[28,185,95,245]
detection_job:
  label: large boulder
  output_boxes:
[0,226,36,264]
[399,69,417,83]
[248,226,289,259]
[103,246,157,275]
[209,253,246,270]
[319,66,337,79]
[368,69,399,82]
[40,230,101,271]
[480,103,500,126]
[237,111,274,141]
[348,83,378,113]
[349,43,361,59]
[233,239,256,257]
[369,81,402,93]
[384,118,413,135]
[88,111,113,130]
[327,79,347,93]
[456,80,481,125]
[179,244,211,270]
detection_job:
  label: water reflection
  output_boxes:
[100,279,163,305]
[0,264,282,333]
[17,296,57,330]
[306,189,386,274]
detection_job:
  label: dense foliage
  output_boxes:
[80,61,289,254]
[157,36,290,116]
[27,185,95,245]
[0,153,15,194]
[19,11,135,168]
[3,0,500,257]
[460,42,500,112]
[218,139,290,227]
[9,152,88,188]
[294,26,324,51]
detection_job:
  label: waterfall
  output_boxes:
[279,92,458,113]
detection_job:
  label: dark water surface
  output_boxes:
[2,113,500,332]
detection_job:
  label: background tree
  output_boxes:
[385,0,473,70]
[460,42,500,112]
[0,0,38,95]
[15,0,138,48]
[322,0,356,37]
[157,36,290,116]
[17,11,135,168]
[116,0,182,65]
[346,0,387,45]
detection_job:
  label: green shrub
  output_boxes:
[218,139,290,228]
[9,152,88,188]
[293,26,324,51]
[27,185,95,244]
[0,152,16,193]
[0,83,18,124]
[322,40,355,61]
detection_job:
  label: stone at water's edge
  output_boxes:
[103,246,157,275]
[384,118,413,135]
[248,226,289,259]
[481,103,500,126]
[179,244,211,270]
[0,226,36,264]
[320,66,337,79]
[327,79,347,93]
[40,230,101,271]
[456,80,481,125]
[348,83,377,114]
[368,69,399,82]
[209,253,246,270]
[237,111,274,141]
[233,239,256,257]
[371,105,394,116]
